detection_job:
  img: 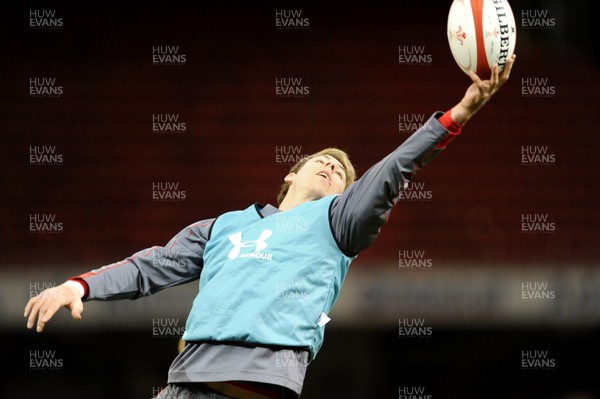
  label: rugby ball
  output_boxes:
[447,0,517,79]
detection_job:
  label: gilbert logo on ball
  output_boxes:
[447,0,517,79]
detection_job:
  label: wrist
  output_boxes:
[63,280,84,299]
[438,110,464,134]
[451,101,480,125]
[436,110,463,149]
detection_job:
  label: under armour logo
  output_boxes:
[227,229,273,259]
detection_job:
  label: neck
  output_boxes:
[278,191,316,211]
[278,197,306,211]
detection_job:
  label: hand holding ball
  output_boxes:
[447,0,517,79]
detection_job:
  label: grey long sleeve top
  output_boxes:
[71,112,456,397]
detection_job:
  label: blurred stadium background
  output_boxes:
[2,2,599,398]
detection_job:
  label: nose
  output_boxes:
[325,162,335,171]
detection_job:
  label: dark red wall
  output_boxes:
[2,2,598,269]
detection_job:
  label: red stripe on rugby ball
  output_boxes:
[470,0,491,79]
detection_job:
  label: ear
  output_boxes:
[284,172,296,184]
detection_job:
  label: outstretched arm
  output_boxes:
[330,55,516,256]
[74,218,213,301]
[24,218,215,332]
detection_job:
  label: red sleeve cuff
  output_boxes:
[68,277,90,299]
[436,110,463,149]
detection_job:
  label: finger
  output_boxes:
[24,295,39,317]
[36,310,47,332]
[500,53,516,82]
[468,70,483,87]
[37,300,63,333]
[467,71,487,95]
[26,295,46,329]
[490,63,499,88]
[28,288,68,332]
[70,300,84,320]
[27,291,48,328]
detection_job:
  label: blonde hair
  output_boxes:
[276,148,356,206]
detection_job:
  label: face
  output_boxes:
[284,155,347,201]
